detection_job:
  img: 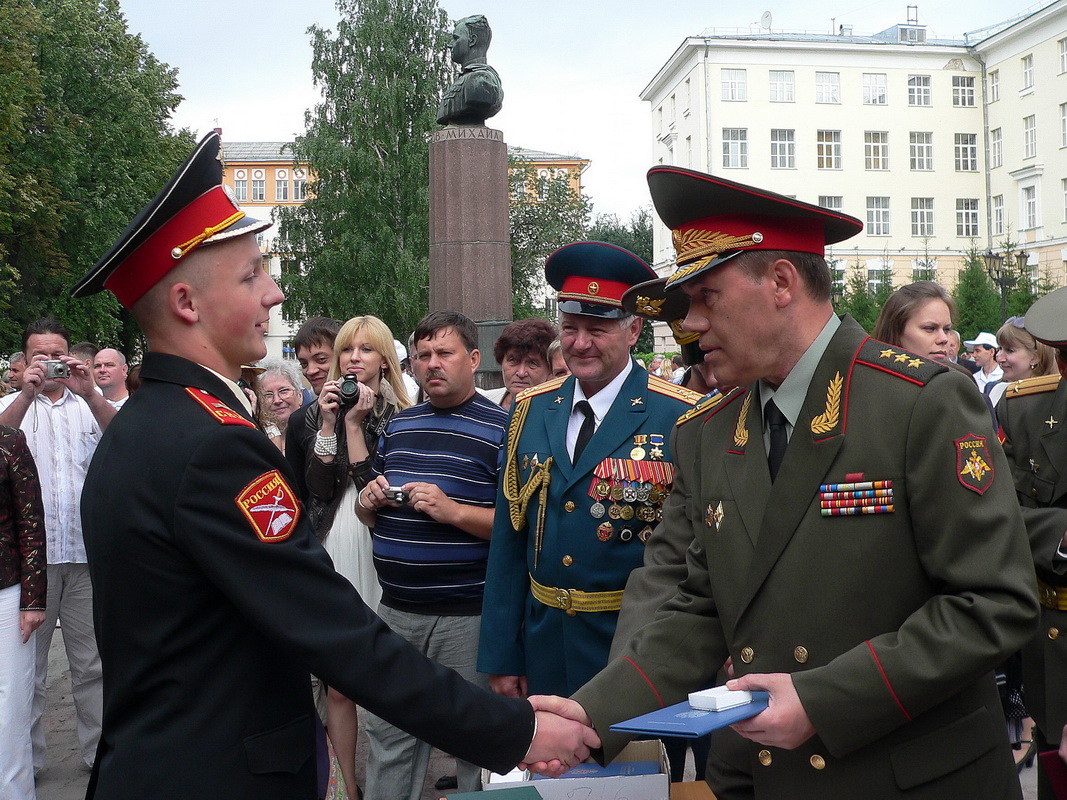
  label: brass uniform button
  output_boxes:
[794,646,809,664]
[562,555,573,567]
[758,750,772,766]
[1033,488,1038,497]
[740,647,754,664]
[1049,627,1060,640]
[564,501,576,512]
[810,754,826,770]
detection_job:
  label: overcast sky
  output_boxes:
[119,0,1036,218]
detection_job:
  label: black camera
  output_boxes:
[338,374,361,406]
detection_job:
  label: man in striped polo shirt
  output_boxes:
[357,310,506,799]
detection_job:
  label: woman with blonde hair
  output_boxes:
[990,317,1057,406]
[305,314,410,799]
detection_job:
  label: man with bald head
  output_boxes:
[93,349,130,409]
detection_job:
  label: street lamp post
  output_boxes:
[983,249,1014,322]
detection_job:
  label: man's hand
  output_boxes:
[519,696,600,777]
[727,672,816,750]
[58,355,96,398]
[20,358,45,398]
[20,610,45,644]
[360,475,396,511]
[490,674,528,699]
[402,481,456,523]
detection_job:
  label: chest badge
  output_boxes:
[955,433,994,495]
[236,470,301,543]
[705,501,725,531]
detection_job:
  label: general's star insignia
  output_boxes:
[705,501,725,531]
[554,396,564,404]
[631,397,644,406]
[894,354,909,363]
[879,348,895,359]
[908,358,923,368]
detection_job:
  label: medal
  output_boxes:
[597,522,614,542]
[619,504,634,521]
[638,525,653,543]
[637,484,651,502]
[638,506,656,523]
[622,485,637,503]
[608,503,623,520]
[610,485,625,501]
[590,501,605,519]
[649,434,665,461]
[630,446,646,460]
[619,528,633,542]
[595,480,610,499]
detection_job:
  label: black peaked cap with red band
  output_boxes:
[71,131,271,309]
[545,241,657,319]
[1024,286,1067,347]
[647,166,863,290]
[622,276,703,366]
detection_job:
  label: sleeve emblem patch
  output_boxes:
[955,434,994,495]
[235,470,300,542]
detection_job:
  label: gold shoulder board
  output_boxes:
[1004,373,1062,399]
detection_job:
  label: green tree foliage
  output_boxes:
[584,207,654,350]
[0,0,192,353]
[508,163,590,319]
[953,243,1002,340]
[835,256,893,334]
[276,0,452,338]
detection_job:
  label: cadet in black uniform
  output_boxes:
[70,132,596,799]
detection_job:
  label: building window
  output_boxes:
[911,198,934,237]
[1063,179,1067,221]
[862,73,887,105]
[819,196,843,211]
[770,129,795,169]
[293,170,307,201]
[864,131,889,170]
[1022,54,1034,90]
[684,78,691,109]
[990,128,1002,168]
[1024,115,1037,158]
[685,136,692,167]
[993,195,1004,235]
[816,72,840,104]
[1060,39,1067,73]
[908,75,931,106]
[956,199,979,237]
[1062,104,1067,148]
[234,178,248,202]
[722,69,747,101]
[909,132,933,171]
[1022,186,1037,229]
[952,76,975,107]
[867,196,890,236]
[769,70,794,102]
[251,179,265,202]
[670,94,676,123]
[275,170,289,202]
[989,70,1000,102]
[867,259,892,292]
[954,134,978,172]
[722,128,748,168]
[817,130,841,169]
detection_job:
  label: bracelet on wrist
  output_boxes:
[314,432,338,457]
[356,488,371,511]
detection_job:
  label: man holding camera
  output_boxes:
[0,317,116,773]
[356,310,506,800]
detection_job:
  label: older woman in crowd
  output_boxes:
[0,425,45,800]
[306,315,410,799]
[872,280,957,363]
[258,358,305,453]
[485,318,557,411]
[989,316,1058,406]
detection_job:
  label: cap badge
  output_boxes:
[635,295,665,317]
[587,281,600,295]
[751,232,764,243]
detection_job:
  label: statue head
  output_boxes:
[451,15,491,65]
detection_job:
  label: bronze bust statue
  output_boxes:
[436,15,503,126]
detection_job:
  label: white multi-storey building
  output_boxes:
[641,1,1067,352]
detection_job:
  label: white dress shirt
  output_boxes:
[566,359,635,461]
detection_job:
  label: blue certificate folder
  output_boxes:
[610,692,770,738]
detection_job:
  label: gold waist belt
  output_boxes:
[1038,578,1067,612]
[529,574,624,616]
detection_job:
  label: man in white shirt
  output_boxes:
[965,332,1003,394]
[0,317,116,771]
[94,348,130,409]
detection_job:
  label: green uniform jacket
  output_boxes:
[574,316,1038,799]
[998,374,1067,738]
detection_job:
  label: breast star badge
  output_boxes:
[630,397,644,407]
[705,501,725,531]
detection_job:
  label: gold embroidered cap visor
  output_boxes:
[70,131,271,309]
[545,240,657,319]
[1023,285,1067,347]
[622,277,701,363]
[647,167,863,290]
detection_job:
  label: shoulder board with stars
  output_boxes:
[185,387,256,428]
[1003,373,1061,399]
[676,391,726,427]
[647,374,702,405]
[854,339,948,386]
[514,375,568,405]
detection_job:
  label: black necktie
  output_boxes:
[765,399,788,481]
[573,400,595,464]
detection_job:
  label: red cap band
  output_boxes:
[558,276,631,308]
[674,214,826,264]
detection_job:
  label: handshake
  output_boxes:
[518,695,600,778]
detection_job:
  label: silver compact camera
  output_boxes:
[42,360,69,380]
[385,486,410,504]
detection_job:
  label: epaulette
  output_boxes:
[676,391,726,426]
[854,338,948,386]
[1003,373,1062,399]
[514,375,568,405]
[648,374,702,405]
[185,387,256,428]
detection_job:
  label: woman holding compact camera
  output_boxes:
[306,314,410,799]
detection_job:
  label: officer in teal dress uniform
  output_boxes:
[478,241,701,698]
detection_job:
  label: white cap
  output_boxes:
[393,339,407,363]
[964,332,998,349]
